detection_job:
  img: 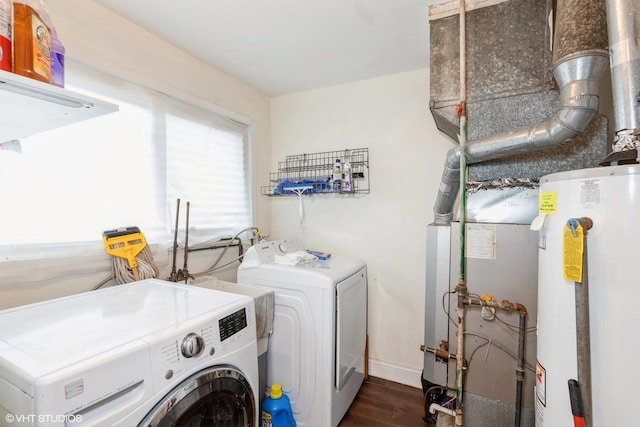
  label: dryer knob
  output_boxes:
[278,242,288,253]
[181,333,205,358]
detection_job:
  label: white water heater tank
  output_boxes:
[536,165,640,426]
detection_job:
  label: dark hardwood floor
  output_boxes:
[339,376,427,427]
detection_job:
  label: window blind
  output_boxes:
[0,61,251,248]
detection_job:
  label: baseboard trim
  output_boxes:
[367,359,422,389]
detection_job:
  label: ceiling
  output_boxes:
[92,0,433,96]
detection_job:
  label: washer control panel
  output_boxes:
[218,307,248,342]
[148,301,255,391]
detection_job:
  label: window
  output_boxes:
[0,62,252,249]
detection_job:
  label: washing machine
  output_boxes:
[0,279,259,426]
[237,239,367,427]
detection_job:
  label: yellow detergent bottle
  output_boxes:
[12,0,52,83]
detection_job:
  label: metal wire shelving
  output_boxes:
[262,148,370,196]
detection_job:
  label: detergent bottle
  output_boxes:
[332,158,342,192]
[262,383,296,427]
[49,25,64,87]
[12,0,52,83]
[0,0,10,71]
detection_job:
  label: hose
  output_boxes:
[191,226,259,277]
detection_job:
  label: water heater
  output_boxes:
[536,165,640,426]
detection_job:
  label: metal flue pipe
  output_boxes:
[433,0,608,224]
[606,0,640,150]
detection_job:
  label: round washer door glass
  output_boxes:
[141,366,255,427]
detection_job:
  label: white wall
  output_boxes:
[269,70,454,387]
[0,0,271,308]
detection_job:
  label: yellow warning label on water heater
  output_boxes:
[563,224,584,282]
[539,192,557,214]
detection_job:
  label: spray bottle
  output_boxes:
[343,161,353,192]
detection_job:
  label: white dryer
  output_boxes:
[0,279,259,426]
[237,239,367,427]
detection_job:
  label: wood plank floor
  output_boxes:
[339,376,427,427]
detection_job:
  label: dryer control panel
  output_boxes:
[240,239,302,267]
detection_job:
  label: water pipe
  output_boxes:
[430,403,457,418]
[455,0,468,424]
[514,310,527,427]
[568,217,593,427]
[169,198,181,282]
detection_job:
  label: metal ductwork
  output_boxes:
[606,0,640,152]
[431,0,609,225]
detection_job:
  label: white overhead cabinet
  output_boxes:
[0,70,118,144]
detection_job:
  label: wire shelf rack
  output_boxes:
[262,148,370,196]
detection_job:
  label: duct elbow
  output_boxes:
[445,146,461,166]
[433,147,462,225]
[553,106,598,136]
[538,51,608,146]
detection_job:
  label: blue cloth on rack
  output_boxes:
[274,178,331,195]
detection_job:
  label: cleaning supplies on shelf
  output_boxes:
[343,161,353,192]
[50,26,64,87]
[262,383,296,427]
[12,0,53,83]
[0,0,10,72]
[262,148,370,196]
[332,158,342,191]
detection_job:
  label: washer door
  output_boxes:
[140,366,255,427]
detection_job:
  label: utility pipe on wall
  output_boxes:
[455,0,468,425]
[430,403,457,418]
[569,217,594,427]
